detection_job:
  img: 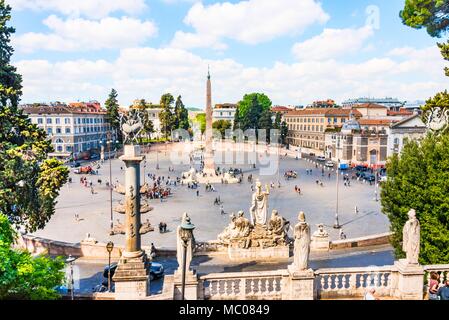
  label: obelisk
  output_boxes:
[112,144,150,299]
[203,67,215,175]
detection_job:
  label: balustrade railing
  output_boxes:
[194,240,226,253]
[315,266,395,299]
[423,264,449,286]
[200,270,288,300]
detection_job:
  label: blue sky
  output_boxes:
[7,0,448,108]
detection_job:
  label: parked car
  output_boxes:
[316,156,326,161]
[309,152,315,156]
[103,262,164,283]
[325,161,334,167]
[70,162,81,168]
[363,174,375,182]
[356,171,367,178]
[354,165,368,172]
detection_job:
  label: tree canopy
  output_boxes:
[0,0,68,232]
[104,88,121,142]
[212,120,232,138]
[381,131,449,264]
[0,213,65,299]
[401,0,449,75]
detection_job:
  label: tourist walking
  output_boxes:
[363,288,378,300]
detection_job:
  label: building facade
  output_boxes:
[21,103,112,159]
[324,117,388,168]
[387,114,427,158]
[284,108,361,154]
[212,103,236,122]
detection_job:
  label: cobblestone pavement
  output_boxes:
[32,143,390,249]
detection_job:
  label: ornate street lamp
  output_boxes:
[180,218,195,300]
[65,255,76,300]
[106,241,114,292]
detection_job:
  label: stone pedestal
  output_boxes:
[173,270,200,300]
[113,254,150,300]
[284,267,316,300]
[228,245,289,261]
[311,235,330,251]
[393,259,424,300]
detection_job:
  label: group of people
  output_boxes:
[205,183,216,192]
[428,272,449,300]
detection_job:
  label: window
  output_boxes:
[55,118,60,124]
[55,138,64,143]
[66,146,72,152]
[66,128,71,134]
[65,118,70,124]
[46,118,52,124]
[47,128,53,135]
[57,146,63,152]
[56,128,62,134]
[37,118,43,124]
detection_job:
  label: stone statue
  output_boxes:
[250,180,270,226]
[402,209,420,264]
[292,211,311,271]
[217,213,237,242]
[268,210,289,244]
[425,107,449,133]
[313,223,329,238]
[120,111,143,144]
[176,213,194,273]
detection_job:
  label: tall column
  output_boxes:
[112,144,150,300]
[203,68,215,174]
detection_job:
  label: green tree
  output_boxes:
[159,93,175,139]
[174,95,190,131]
[380,132,449,264]
[195,113,206,134]
[104,88,121,143]
[258,109,273,143]
[280,120,289,145]
[401,0,449,75]
[0,0,22,109]
[235,93,272,131]
[0,213,65,299]
[212,120,232,138]
[273,112,282,130]
[0,1,69,232]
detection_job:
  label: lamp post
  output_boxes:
[180,218,195,300]
[106,241,114,292]
[66,255,76,300]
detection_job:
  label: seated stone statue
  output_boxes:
[268,210,289,245]
[217,213,237,243]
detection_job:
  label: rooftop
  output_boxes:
[285,108,362,117]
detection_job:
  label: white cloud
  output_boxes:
[292,26,374,60]
[13,15,158,53]
[15,45,449,107]
[170,0,329,49]
[7,0,147,19]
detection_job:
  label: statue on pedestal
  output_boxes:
[249,180,270,226]
[291,211,310,271]
[402,209,420,264]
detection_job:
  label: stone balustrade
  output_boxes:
[315,266,396,299]
[194,240,226,254]
[199,270,288,300]
[423,264,449,286]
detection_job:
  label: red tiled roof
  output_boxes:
[387,110,413,116]
[285,108,362,117]
[271,106,291,112]
[358,119,398,125]
[353,103,387,109]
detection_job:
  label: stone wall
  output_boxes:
[17,232,393,259]
[329,232,393,250]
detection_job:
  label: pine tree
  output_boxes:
[159,93,175,139]
[174,95,190,131]
[104,88,121,142]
